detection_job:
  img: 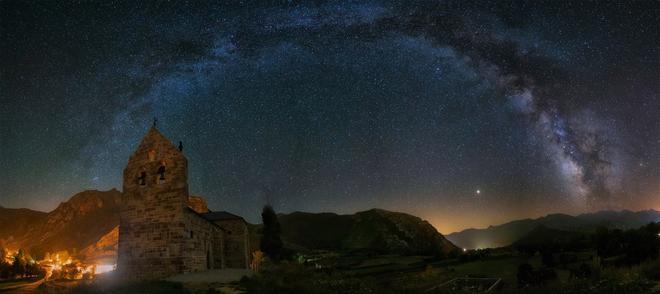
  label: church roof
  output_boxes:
[185,207,226,231]
[137,126,178,151]
[202,211,245,222]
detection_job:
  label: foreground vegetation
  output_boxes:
[236,252,659,293]
[240,222,660,293]
[58,253,659,294]
[0,248,46,284]
[52,214,660,293]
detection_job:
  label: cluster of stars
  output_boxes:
[1,0,658,233]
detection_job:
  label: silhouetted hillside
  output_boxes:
[277,209,458,256]
[447,210,660,249]
[511,225,588,252]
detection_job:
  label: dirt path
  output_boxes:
[0,278,45,293]
[166,269,251,293]
[166,269,251,284]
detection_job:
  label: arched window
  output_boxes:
[157,166,166,183]
[148,149,157,161]
[138,172,146,186]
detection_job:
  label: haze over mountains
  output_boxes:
[1,189,657,261]
[446,210,660,249]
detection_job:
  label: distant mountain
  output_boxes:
[446,210,660,249]
[277,209,458,256]
[0,189,121,260]
[0,207,48,247]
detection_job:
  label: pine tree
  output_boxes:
[0,246,9,279]
[12,249,25,278]
[260,205,283,261]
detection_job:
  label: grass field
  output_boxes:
[239,249,660,293]
[450,256,529,281]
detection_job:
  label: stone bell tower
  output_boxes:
[117,125,189,279]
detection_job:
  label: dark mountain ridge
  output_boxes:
[277,209,458,256]
[447,209,660,249]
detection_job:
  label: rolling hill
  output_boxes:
[277,209,458,256]
[446,210,660,249]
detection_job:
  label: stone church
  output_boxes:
[118,126,250,279]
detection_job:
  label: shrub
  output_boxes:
[517,263,535,287]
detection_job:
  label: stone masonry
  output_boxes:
[203,211,250,268]
[118,127,248,280]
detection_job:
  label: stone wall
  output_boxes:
[182,209,223,271]
[213,219,249,268]
[213,228,225,269]
[118,128,191,280]
[118,190,188,279]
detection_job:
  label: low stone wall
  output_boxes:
[183,209,224,272]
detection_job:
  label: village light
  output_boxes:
[95,264,116,274]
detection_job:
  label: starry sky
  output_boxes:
[1,0,658,233]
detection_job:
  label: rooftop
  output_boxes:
[202,211,245,222]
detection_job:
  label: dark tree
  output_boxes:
[576,263,592,279]
[0,261,10,279]
[12,249,25,278]
[260,205,283,261]
[595,223,660,266]
[541,251,556,267]
[0,246,6,264]
[0,246,10,279]
[559,253,577,266]
[517,263,535,287]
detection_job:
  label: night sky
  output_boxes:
[1,1,658,233]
